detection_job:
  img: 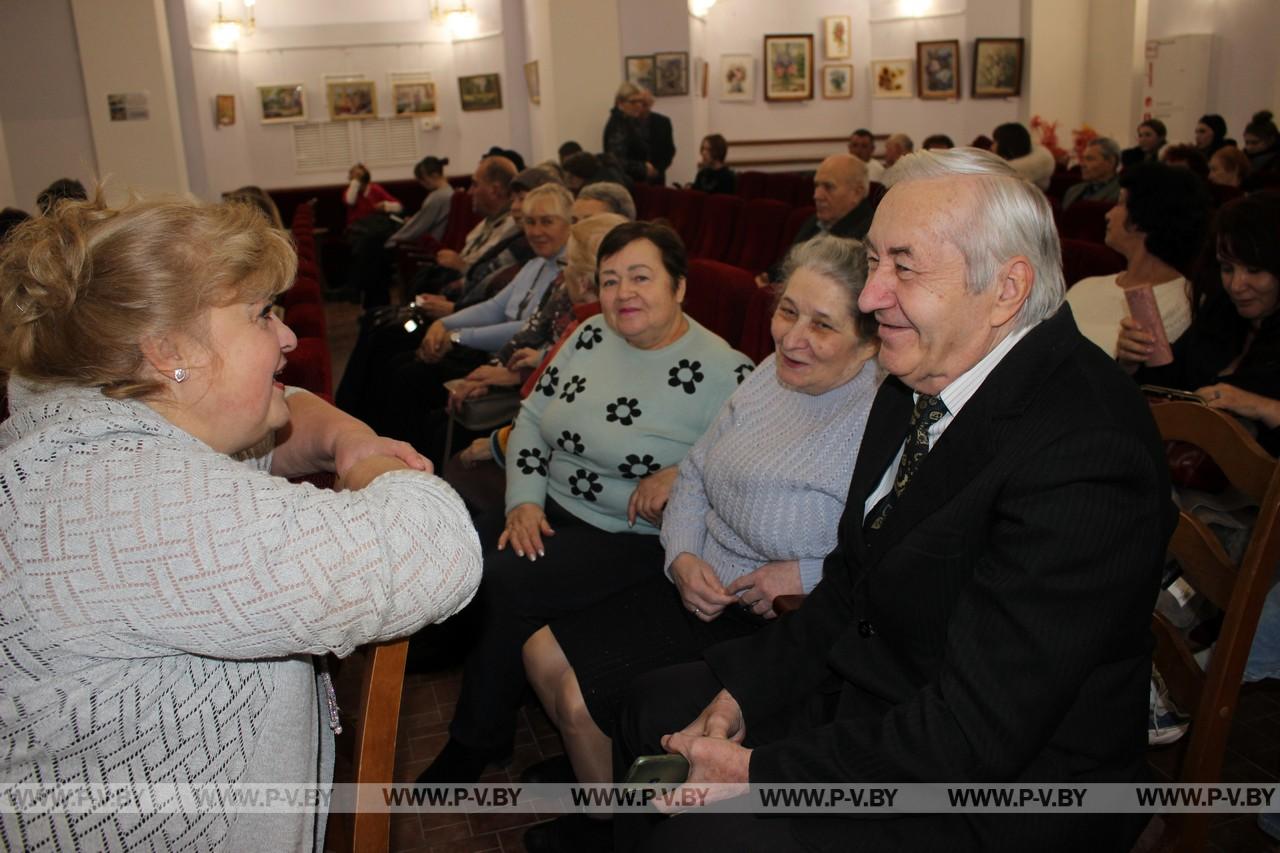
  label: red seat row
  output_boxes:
[279,203,334,400]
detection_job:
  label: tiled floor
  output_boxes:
[320,299,1280,853]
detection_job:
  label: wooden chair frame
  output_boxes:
[1147,401,1280,852]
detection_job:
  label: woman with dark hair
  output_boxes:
[922,133,955,150]
[1243,110,1280,187]
[1161,143,1210,180]
[992,122,1054,190]
[691,133,735,194]
[1194,114,1229,159]
[343,162,401,225]
[1122,118,1168,169]
[1066,163,1211,355]
[1119,193,1280,453]
[386,155,454,246]
[419,221,754,783]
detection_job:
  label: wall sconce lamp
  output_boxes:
[212,0,256,50]
[431,1,480,40]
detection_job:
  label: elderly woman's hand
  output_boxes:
[333,427,431,481]
[468,364,522,387]
[458,437,492,468]
[506,347,543,372]
[1115,316,1156,371]
[1196,383,1280,429]
[627,465,679,527]
[727,560,802,620]
[418,320,452,363]
[670,553,737,622]
[498,502,555,561]
[436,249,466,272]
[446,380,490,415]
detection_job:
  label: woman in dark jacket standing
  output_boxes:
[603,83,654,185]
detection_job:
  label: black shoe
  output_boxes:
[415,737,510,784]
[519,754,577,784]
[523,814,613,853]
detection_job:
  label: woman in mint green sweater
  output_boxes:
[422,221,754,782]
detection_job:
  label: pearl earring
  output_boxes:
[173,368,188,383]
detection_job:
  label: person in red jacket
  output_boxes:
[344,162,402,226]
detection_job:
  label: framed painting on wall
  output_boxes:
[654,51,689,96]
[326,80,376,120]
[871,59,913,99]
[625,55,656,93]
[823,15,851,60]
[524,61,540,105]
[257,83,306,123]
[719,54,754,101]
[763,34,813,101]
[392,81,437,116]
[821,65,853,99]
[458,73,503,111]
[917,39,960,100]
[972,38,1024,97]
[215,94,236,127]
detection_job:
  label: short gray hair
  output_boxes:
[884,148,1065,331]
[778,235,878,341]
[577,182,636,220]
[1089,137,1121,165]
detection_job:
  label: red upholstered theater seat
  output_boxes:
[761,172,801,205]
[630,183,658,221]
[690,194,743,261]
[1058,199,1114,244]
[1060,238,1126,288]
[645,186,676,222]
[735,171,767,200]
[280,275,322,310]
[779,206,814,252]
[280,337,333,398]
[284,302,327,339]
[1208,182,1243,207]
[439,191,482,252]
[737,283,778,364]
[683,258,757,352]
[725,198,791,273]
[661,188,706,250]
[867,181,887,208]
[1047,165,1082,201]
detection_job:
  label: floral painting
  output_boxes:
[871,59,913,99]
[823,16,850,60]
[917,40,960,99]
[822,64,853,99]
[764,34,813,101]
[973,38,1024,97]
[719,54,753,101]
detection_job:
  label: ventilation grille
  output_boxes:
[360,118,418,165]
[291,118,417,173]
[292,123,353,172]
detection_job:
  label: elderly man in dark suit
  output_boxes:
[615,148,1175,853]
[757,153,874,287]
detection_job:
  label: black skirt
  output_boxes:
[550,572,763,731]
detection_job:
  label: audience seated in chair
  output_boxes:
[1061,137,1122,210]
[689,133,735,195]
[847,128,885,182]
[1122,118,1168,170]
[992,121,1056,190]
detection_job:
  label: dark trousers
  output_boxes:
[334,308,425,418]
[344,214,400,308]
[449,501,664,752]
[362,346,489,460]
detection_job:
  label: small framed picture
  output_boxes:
[326,80,376,121]
[823,15,851,60]
[458,73,502,111]
[697,58,709,98]
[524,61,540,105]
[871,59,913,99]
[917,40,960,100]
[257,83,306,124]
[392,81,437,116]
[763,34,814,102]
[972,38,1024,98]
[719,54,754,102]
[214,94,236,127]
[625,55,656,93]
[653,51,689,97]
[821,64,853,99]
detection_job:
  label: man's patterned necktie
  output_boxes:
[864,394,949,534]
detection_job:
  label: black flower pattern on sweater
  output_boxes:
[515,448,548,476]
[618,453,661,479]
[575,325,604,350]
[605,397,642,426]
[560,375,587,402]
[534,366,560,397]
[667,359,705,394]
[568,469,603,501]
[556,431,585,455]
[734,363,754,385]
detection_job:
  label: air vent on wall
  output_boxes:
[292,122,354,172]
[359,118,419,165]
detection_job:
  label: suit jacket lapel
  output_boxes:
[846,377,913,558]
[854,305,1083,562]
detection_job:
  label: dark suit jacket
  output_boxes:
[644,111,676,183]
[766,196,876,280]
[705,305,1175,852]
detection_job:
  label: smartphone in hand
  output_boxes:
[623,754,690,786]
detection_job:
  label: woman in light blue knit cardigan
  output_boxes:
[519,235,881,847]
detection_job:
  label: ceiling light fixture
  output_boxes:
[431,1,480,40]
[212,1,255,50]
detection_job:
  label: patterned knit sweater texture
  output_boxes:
[0,381,482,851]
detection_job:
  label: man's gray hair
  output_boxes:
[1089,136,1121,165]
[577,182,636,220]
[884,148,1065,331]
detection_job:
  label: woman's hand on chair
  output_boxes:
[467,364,522,387]
[446,380,489,415]
[498,502,555,561]
[670,553,736,622]
[727,560,802,620]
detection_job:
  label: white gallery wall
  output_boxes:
[1,0,1278,208]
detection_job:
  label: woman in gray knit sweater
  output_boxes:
[0,195,483,851]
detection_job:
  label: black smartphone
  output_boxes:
[623,754,690,785]
[1140,384,1207,405]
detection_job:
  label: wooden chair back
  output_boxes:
[328,638,410,853]
[1147,401,1280,852]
